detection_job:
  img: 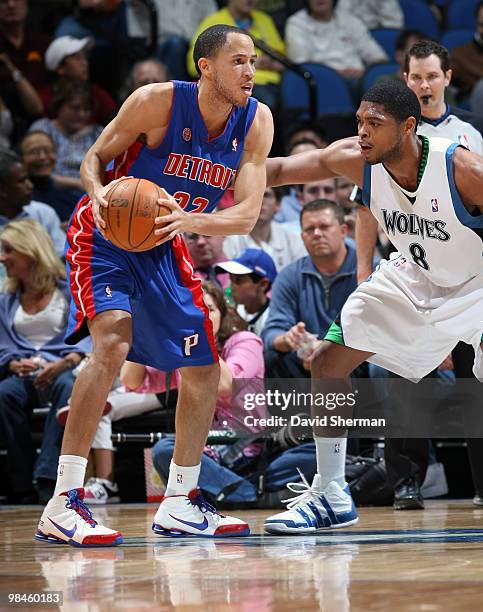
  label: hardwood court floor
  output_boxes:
[1,500,483,611]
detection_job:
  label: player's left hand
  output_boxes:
[154,196,192,245]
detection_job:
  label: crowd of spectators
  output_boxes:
[0,0,482,508]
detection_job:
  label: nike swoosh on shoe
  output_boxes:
[49,518,77,538]
[168,515,209,531]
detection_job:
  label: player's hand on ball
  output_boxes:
[92,176,133,237]
[154,195,190,245]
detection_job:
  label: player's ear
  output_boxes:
[402,72,409,84]
[444,68,452,87]
[405,116,417,135]
[198,57,211,78]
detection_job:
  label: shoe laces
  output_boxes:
[66,490,97,527]
[188,489,223,517]
[283,469,322,510]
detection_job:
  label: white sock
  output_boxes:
[165,460,200,496]
[314,437,347,490]
[53,455,88,496]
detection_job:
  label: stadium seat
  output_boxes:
[281,63,355,120]
[446,0,479,30]
[362,62,400,91]
[440,29,474,51]
[399,0,440,39]
[370,28,401,62]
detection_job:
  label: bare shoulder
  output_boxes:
[245,101,274,159]
[453,146,483,210]
[321,136,365,186]
[118,82,174,129]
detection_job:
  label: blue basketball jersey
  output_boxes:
[65,82,258,370]
[109,80,258,212]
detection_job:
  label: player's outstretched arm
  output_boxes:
[356,204,379,283]
[453,147,483,215]
[266,136,365,188]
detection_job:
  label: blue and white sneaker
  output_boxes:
[264,473,358,535]
[35,489,123,547]
[152,488,250,537]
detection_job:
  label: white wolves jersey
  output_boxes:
[417,112,483,155]
[361,136,483,287]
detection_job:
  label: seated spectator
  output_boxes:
[335,177,356,214]
[40,35,116,125]
[188,0,286,109]
[262,200,357,378]
[152,281,268,505]
[286,121,328,150]
[274,138,320,224]
[0,219,88,503]
[118,57,169,103]
[28,80,103,195]
[0,0,49,137]
[127,0,217,80]
[216,248,277,336]
[286,0,387,87]
[184,232,228,288]
[450,1,483,102]
[0,149,66,257]
[337,0,403,30]
[54,0,131,96]
[223,186,307,271]
[284,176,339,231]
[20,131,81,224]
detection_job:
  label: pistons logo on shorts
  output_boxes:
[182,128,191,142]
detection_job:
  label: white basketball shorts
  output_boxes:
[335,253,483,381]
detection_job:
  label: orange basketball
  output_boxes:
[101,178,170,252]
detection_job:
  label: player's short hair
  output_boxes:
[404,40,450,74]
[0,148,21,184]
[193,24,250,77]
[300,199,345,226]
[361,79,421,128]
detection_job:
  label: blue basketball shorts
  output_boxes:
[64,196,218,371]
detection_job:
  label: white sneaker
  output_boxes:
[264,473,358,535]
[35,489,123,547]
[84,478,120,504]
[152,488,249,537]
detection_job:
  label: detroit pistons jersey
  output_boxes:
[106,80,258,212]
[361,136,483,287]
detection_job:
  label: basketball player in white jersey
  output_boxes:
[354,41,483,513]
[263,78,483,534]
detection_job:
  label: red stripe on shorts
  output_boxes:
[65,195,96,330]
[171,234,219,362]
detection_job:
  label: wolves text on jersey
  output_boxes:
[381,209,451,242]
[164,153,236,190]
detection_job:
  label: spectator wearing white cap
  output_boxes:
[216,248,277,337]
[39,35,116,126]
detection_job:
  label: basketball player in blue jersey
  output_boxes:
[35,24,273,546]
[263,78,483,534]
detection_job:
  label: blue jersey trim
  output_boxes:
[446,143,483,229]
[361,163,372,207]
[420,105,452,127]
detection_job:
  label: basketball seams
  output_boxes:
[126,178,142,249]
[105,181,131,249]
[133,179,163,250]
